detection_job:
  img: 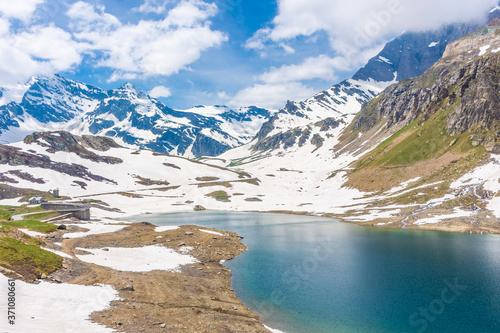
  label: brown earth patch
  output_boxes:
[42,223,271,333]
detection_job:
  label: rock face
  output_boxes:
[350,20,500,153]
[251,79,386,152]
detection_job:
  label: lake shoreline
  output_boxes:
[246,209,500,235]
[2,218,274,333]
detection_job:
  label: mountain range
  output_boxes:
[0,77,271,157]
[245,9,500,155]
[0,8,498,159]
[0,7,500,234]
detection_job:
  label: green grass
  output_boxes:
[2,220,58,233]
[0,205,48,221]
[21,211,60,221]
[0,206,16,220]
[205,190,231,201]
[234,178,260,186]
[19,194,69,203]
[197,181,233,188]
[354,97,479,170]
[195,176,220,182]
[0,237,62,276]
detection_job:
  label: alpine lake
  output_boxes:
[127,211,500,333]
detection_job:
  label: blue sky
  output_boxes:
[0,0,497,110]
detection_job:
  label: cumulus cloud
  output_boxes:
[0,18,81,85]
[228,54,355,109]
[135,0,172,14]
[232,0,497,109]
[247,0,497,60]
[67,0,227,81]
[0,0,44,22]
[229,82,316,109]
[149,85,172,98]
[0,0,226,86]
[259,55,351,84]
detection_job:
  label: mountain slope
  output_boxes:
[331,19,500,230]
[0,76,272,157]
[193,19,500,235]
[236,9,500,156]
[2,21,500,237]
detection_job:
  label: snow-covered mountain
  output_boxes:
[240,10,500,156]
[0,76,272,157]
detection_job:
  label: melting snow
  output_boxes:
[414,209,473,225]
[378,56,392,64]
[479,45,491,56]
[75,245,198,272]
[0,273,118,333]
[264,325,287,333]
[42,247,73,259]
[199,229,223,236]
[63,223,127,239]
[155,226,179,232]
[18,229,46,238]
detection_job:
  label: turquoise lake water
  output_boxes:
[128,211,500,333]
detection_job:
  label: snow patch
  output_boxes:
[155,226,179,232]
[42,247,73,259]
[75,245,198,272]
[479,45,491,56]
[378,56,392,64]
[264,325,287,333]
[414,209,473,225]
[64,223,127,239]
[0,273,118,333]
[385,177,421,195]
[199,229,223,236]
[18,229,46,238]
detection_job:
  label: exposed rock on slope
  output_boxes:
[344,20,500,159]
[327,20,500,232]
[235,12,500,157]
[24,132,123,164]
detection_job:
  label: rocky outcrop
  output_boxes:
[0,142,116,183]
[24,132,123,164]
[350,21,500,152]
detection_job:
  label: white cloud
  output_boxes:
[247,0,497,61]
[217,91,229,100]
[67,2,120,32]
[68,0,227,81]
[229,82,316,109]
[135,0,172,14]
[165,0,217,27]
[279,43,295,54]
[0,21,81,85]
[149,85,171,98]
[0,0,44,22]
[259,55,350,84]
[245,27,271,50]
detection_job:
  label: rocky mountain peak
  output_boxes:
[443,19,500,59]
[343,20,500,159]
